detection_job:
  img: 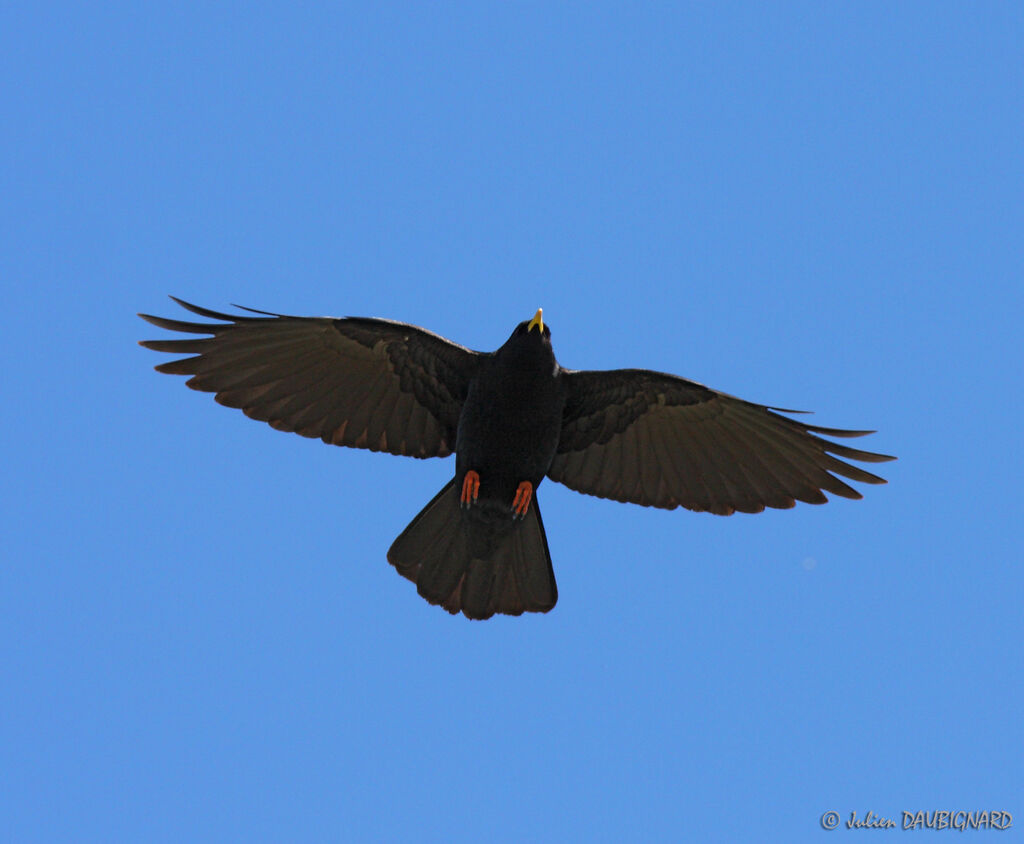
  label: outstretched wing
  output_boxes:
[549,368,895,515]
[139,297,479,458]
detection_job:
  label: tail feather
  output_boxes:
[387,479,558,620]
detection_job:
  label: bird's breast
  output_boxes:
[454,368,565,498]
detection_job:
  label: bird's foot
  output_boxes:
[511,481,533,519]
[460,470,480,508]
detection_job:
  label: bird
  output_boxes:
[139,298,895,620]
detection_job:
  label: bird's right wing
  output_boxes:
[139,298,479,458]
[549,368,895,515]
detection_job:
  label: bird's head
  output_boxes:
[516,308,550,339]
[497,308,554,363]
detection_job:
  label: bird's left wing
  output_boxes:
[140,297,478,458]
[549,369,895,515]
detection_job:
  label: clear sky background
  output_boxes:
[3,3,1021,842]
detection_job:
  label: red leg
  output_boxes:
[460,470,480,507]
[511,481,533,519]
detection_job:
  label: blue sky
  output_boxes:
[3,2,1021,841]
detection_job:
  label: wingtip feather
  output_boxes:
[167,296,247,322]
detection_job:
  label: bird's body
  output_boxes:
[389,312,565,618]
[455,316,565,507]
[140,299,895,620]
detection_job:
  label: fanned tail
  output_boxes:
[387,480,557,620]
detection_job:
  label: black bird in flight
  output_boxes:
[140,298,894,620]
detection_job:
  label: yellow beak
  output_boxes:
[527,308,544,333]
